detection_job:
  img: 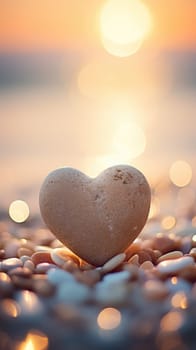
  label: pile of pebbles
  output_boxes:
[1,220,196,349]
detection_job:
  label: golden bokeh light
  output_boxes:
[161,216,176,230]
[99,0,152,57]
[1,299,21,318]
[169,160,192,187]
[160,311,184,332]
[171,277,178,285]
[171,292,188,309]
[192,234,196,241]
[97,307,122,330]
[9,200,30,223]
[17,330,48,350]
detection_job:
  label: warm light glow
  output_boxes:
[84,103,146,177]
[169,160,192,187]
[112,121,146,160]
[99,0,152,56]
[171,277,178,285]
[1,299,20,318]
[171,292,188,309]
[160,311,184,332]
[17,331,48,350]
[101,36,143,57]
[97,307,122,330]
[149,196,160,219]
[9,200,30,223]
[161,216,176,230]
[192,219,196,228]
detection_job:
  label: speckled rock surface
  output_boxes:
[39,165,151,266]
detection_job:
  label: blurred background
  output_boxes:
[0,0,196,218]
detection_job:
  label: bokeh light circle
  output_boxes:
[169,160,192,187]
[9,200,30,223]
[100,0,152,56]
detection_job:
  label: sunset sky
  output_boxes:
[0,1,196,212]
[0,0,196,51]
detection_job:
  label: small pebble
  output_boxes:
[51,247,79,267]
[57,281,90,304]
[1,258,23,272]
[23,259,35,271]
[157,256,194,275]
[143,280,169,300]
[18,247,34,258]
[153,235,177,253]
[102,253,126,273]
[189,247,196,260]
[157,250,183,263]
[9,267,32,278]
[103,270,131,284]
[32,251,54,265]
[140,261,154,270]
[128,254,139,265]
[33,279,55,296]
[4,239,20,258]
[35,262,57,274]
[74,269,101,286]
[47,268,75,285]
[95,280,128,304]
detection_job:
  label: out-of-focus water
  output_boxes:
[0,49,196,210]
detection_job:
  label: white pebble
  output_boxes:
[1,258,22,272]
[57,281,90,303]
[102,253,126,273]
[157,256,194,275]
[51,247,78,267]
[103,270,131,284]
[47,268,75,285]
[157,251,183,263]
[95,281,128,304]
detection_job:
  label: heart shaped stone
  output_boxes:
[39,165,151,266]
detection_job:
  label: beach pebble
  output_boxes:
[35,262,57,274]
[140,261,154,270]
[95,280,128,304]
[157,256,194,275]
[9,267,32,278]
[39,165,151,266]
[74,269,101,286]
[157,251,183,263]
[32,251,54,265]
[51,247,79,267]
[47,268,75,285]
[4,239,20,258]
[143,280,169,300]
[103,270,131,284]
[128,254,139,265]
[189,247,196,260]
[102,253,126,273]
[23,259,35,271]
[18,247,34,258]
[1,258,23,272]
[153,235,178,254]
[57,280,90,304]
[33,279,55,297]
[179,265,196,282]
